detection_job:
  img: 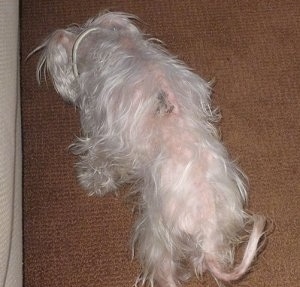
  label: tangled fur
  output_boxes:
[36,12,266,287]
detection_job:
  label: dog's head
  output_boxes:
[36,12,141,104]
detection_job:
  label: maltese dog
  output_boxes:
[36,12,266,287]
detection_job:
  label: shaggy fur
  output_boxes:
[36,12,266,287]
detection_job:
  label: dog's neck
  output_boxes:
[72,27,99,77]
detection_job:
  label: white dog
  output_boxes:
[36,12,266,287]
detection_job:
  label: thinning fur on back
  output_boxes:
[36,11,266,287]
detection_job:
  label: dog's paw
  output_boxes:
[76,163,120,195]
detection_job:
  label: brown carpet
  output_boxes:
[21,1,300,286]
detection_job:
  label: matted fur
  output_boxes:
[36,12,266,287]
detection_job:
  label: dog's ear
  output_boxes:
[37,29,79,104]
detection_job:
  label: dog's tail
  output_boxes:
[206,214,266,282]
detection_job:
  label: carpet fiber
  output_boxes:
[21,1,299,286]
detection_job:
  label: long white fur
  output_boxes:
[36,12,266,286]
